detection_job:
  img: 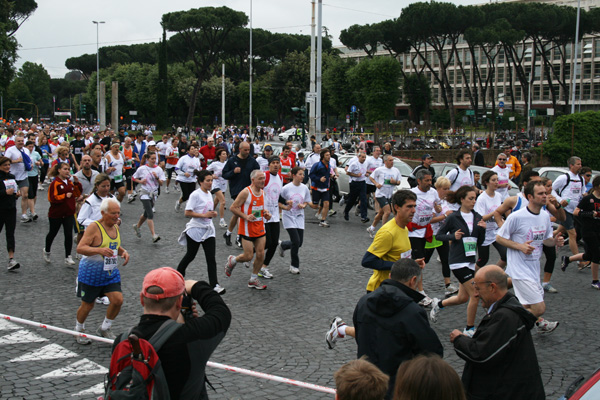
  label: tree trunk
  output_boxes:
[186,78,202,128]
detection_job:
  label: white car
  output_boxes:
[278,128,301,141]
[534,167,599,182]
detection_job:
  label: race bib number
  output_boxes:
[125,159,133,167]
[383,175,392,185]
[400,249,412,259]
[103,246,119,272]
[526,226,546,260]
[463,237,477,257]
[571,185,581,195]
[281,166,291,175]
[252,205,263,219]
[114,174,123,183]
[4,179,17,191]
[74,148,83,154]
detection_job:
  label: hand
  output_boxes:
[153,172,159,179]
[415,258,425,269]
[450,329,464,343]
[72,175,79,183]
[477,220,486,229]
[246,214,257,222]
[454,229,464,240]
[560,199,569,207]
[206,210,218,218]
[320,176,326,182]
[121,251,130,266]
[264,210,272,221]
[555,234,565,247]
[66,192,73,198]
[185,279,198,295]
[99,248,114,257]
[184,172,190,178]
[376,183,383,189]
[519,240,535,255]
[5,188,14,195]
[298,203,306,209]
[234,167,241,174]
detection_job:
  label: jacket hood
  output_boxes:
[496,293,537,329]
[366,280,423,317]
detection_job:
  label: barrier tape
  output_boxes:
[0,313,336,395]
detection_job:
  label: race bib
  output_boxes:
[383,175,392,185]
[571,185,581,195]
[281,166,291,175]
[252,205,263,219]
[207,159,213,165]
[125,159,133,167]
[103,247,118,272]
[114,174,123,183]
[400,249,412,259]
[526,226,546,260]
[4,179,17,191]
[463,237,477,257]
[74,148,83,154]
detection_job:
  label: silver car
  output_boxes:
[431,162,520,196]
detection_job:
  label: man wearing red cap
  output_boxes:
[129,267,231,399]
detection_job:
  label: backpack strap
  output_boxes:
[148,319,182,352]
[450,167,460,186]
[558,173,571,197]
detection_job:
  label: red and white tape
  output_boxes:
[0,313,336,395]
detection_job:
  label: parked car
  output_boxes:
[278,128,301,141]
[534,167,600,182]
[334,154,412,205]
[558,366,600,400]
[431,162,520,196]
[260,142,285,156]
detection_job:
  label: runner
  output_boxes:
[364,146,383,214]
[43,162,82,265]
[474,171,507,268]
[260,156,283,278]
[132,152,165,243]
[256,144,274,172]
[206,148,228,228]
[103,141,126,202]
[496,180,564,333]
[25,140,42,221]
[279,145,294,185]
[224,170,272,290]
[75,198,129,342]
[343,151,369,223]
[445,149,475,200]
[121,137,136,201]
[429,186,487,337]
[0,156,20,271]
[164,137,179,193]
[176,169,225,294]
[366,155,402,237]
[309,148,333,227]
[174,144,200,212]
[5,134,30,223]
[491,153,511,201]
[278,167,316,274]
[199,136,216,169]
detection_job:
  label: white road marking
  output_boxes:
[71,383,105,397]
[0,319,20,331]
[10,343,78,362]
[0,330,48,344]
[36,358,108,379]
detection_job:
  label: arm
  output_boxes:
[493,197,516,228]
[221,158,236,180]
[181,280,232,339]
[230,189,251,220]
[547,200,566,222]
[76,223,114,257]
[434,214,455,242]
[361,251,395,271]
[513,159,521,177]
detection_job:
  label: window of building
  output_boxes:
[456,87,462,100]
[583,83,591,98]
[584,63,592,79]
[543,85,550,100]
[498,48,504,64]
[564,64,571,80]
[515,86,522,101]
[593,84,600,99]
[497,67,504,82]
[457,72,462,84]
[465,51,471,66]
[533,85,541,100]
[449,70,455,82]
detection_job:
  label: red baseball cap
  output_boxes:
[141,267,185,300]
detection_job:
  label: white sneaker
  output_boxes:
[42,248,51,263]
[445,284,459,297]
[259,267,273,279]
[367,226,376,238]
[95,296,110,305]
[278,240,285,257]
[463,327,476,338]
[315,212,321,219]
[418,294,433,307]
[339,197,345,206]
[429,298,441,323]
[175,200,181,212]
[174,185,180,192]
[152,207,156,213]
[133,224,141,238]
[65,256,76,266]
[536,318,559,334]
[76,329,92,345]
[152,234,161,243]
[289,266,300,274]
[219,219,227,228]
[213,284,226,295]
[165,187,170,194]
[75,253,81,260]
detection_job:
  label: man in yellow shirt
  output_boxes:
[362,190,423,292]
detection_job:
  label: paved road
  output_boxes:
[0,181,598,399]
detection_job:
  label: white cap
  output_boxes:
[148,140,156,146]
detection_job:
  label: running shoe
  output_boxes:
[174,185,180,192]
[319,220,330,228]
[235,236,242,248]
[32,213,38,221]
[536,318,559,334]
[213,284,226,295]
[429,298,441,323]
[278,240,285,257]
[543,283,558,293]
[445,284,459,297]
[96,326,117,340]
[361,218,370,224]
[165,187,170,194]
[343,213,349,221]
[339,197,345,206]
[315,212,321,219]
[76,329,92,345]
[133,224,141,238]
[219,219,227,228]
[463,327,476,338]
[175,200,181,212]
[578,261,591,271]
[152,234,161,243]
[7,259,20,271]
[328,209,337,217]
[223,232,232,246]
[20,214,32,223]
[289,266,300,274]
[259,267,273,279]
[65,256,76,266]
[225,255,236,277]
[95,296,110,305]
[418,294,433,307]
[326,317,345,349]
[127,194,135,203]
[243,262,250,268]
[591,282,600,290]
[560,255,570,272]
[42,248,51,263]
[367,226,376,239]
[247,277,267,290]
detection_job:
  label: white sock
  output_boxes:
[251,274,258,279]
[338,325,347,337]
[101,317,113,331]
[75,321,84,331]
[418,290,426,296]
[226,230,232,236]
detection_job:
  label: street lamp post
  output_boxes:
[92,20,105,124]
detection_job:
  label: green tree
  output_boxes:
[5,78,32,119]
[162,7,248,127]
[347,56,401,123]
[322,56,356,117]
[403,73,431,124]
[15,61,51,114]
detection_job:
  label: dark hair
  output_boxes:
[25,140,35,147]
[48,162,70,178]
[390,258,421,283]
[524,180,544,200]
[580,166,592,175]
[522,152,533,163]
[291,166,303,176]
[194,169,212,183]
[394,354,466,400]
[215,148,227,160]
[334,357,389,400]
[282,145,290,152]
[521,170,539,185]
[268,155,280,165]
[481,170,497,187]
[391,190,417,208]
[592,175,600,189]
[320,148,330,160]
[0,156,10,166]
[447,185,476,204]
[455,149,470,164]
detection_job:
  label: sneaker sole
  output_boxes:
[248,284,267,290]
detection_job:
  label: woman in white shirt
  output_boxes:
[132,152,165,243]
[176,169,224,294]
[474,170,507,269]
[206,148,228,228]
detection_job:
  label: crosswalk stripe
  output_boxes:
[71,383,105,397]
[10,343,78,362]
[36,358,108,379]
[0,319,20,331]
[0,330,48,344]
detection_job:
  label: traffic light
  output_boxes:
[82,104,87,115]
[291,106,307,126]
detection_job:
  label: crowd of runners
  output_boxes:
[0,122,598,398]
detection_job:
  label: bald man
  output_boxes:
[451,265,544,400]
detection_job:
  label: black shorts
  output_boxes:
[452,267,475,284]
[124,168,135,179]
[376,196,391,208]
[366,184,376,194]
[110,180,125,191]
[27,176,38,197]
[311,189,329,204]
[240,234,266,242]
[77,281,121,303]
[211,188,221,194]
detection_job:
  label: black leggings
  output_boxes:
[40,164,49,184]
[281,228,304,269]
[581,231,600,264]
[425,241,450,279]
[0,208,16,252]
[476,241,507,268]
[179,182,196,202]
[263,222,280,266]
[543,244,557,274]
[45,216,74,257]
[177,235,218,287]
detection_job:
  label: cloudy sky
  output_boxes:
[14,0,480,79]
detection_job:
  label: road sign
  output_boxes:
[129,111,138,116]
[498,108,504,114]
[509,117,516,121]
[466,110,475,116]
[547,108,555,116]
[498,101,505,108]
[529,110,537,117]
[346,119,350,124]
[351,105,357,113]
[54,112,71,116]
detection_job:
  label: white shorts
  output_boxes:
[512,279,544,305]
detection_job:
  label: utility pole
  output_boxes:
[316,0,323,135]
[309,0,316,137]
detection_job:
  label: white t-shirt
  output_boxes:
[552,171,584,213]
[263,172,283,223]
[409,187,441,238]
[105,152,124,183]
[446,166,474,192]
[207,160,227,192]
[347,158,367,182]
[185,188,215,229]
[365,156,383,186]
[498,207,553,282]
[431,199,450,235]
[371,166,401,199]
[175,155,200,183]
[256,156,269,172]
[461,211,474,234]
[281,182,312,229]
[304,152,320,172]
[491,165,511,201]
[133,165,165,199]
[156,141,168,156]
[474,191,502,246]
[5,146,27,181]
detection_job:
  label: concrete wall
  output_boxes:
[393,149,551,168]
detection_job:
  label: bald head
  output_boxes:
[480,265,508,290]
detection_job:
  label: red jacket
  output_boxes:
[47,177,81,218]
[199,145,216,169]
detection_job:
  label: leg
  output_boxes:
[177,234,202,276]
[4,209,16,257]
[287,228,302,268]
[438,242,451,285]
[542,244,556,284]
[358,182,368,219]
[20,186,29,216]
[201,237,218,287]
[567,228,579,260]
[493,241,507,269]
[116,186,126,202]
[263,223,280,267]
[344,182,360,215]
[62,216,74,257]
[45,217,63,253]
[476,244,490,268]
[215,191,226,219]
[251,236,266,275]
[524,302,546,318]
[238,237,256,263]
[76,300,95,324]
[104,291,124,320]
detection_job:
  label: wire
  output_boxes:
[322,3,396,18]
[18,37,160,51]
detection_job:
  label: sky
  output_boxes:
[14,0,481,79]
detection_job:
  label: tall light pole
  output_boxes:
[249,0,253,133]
[570,0,581,114]
[93,20,105,123]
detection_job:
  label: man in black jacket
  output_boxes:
[349,258,443,399]
[128,267,231,400]
[472,143,485,167]
[408,154,436,188]
[452,265,544,400]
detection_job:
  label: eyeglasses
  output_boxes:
[585,174,592,177]
[497,158,506,161]
[471,280,493,290]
